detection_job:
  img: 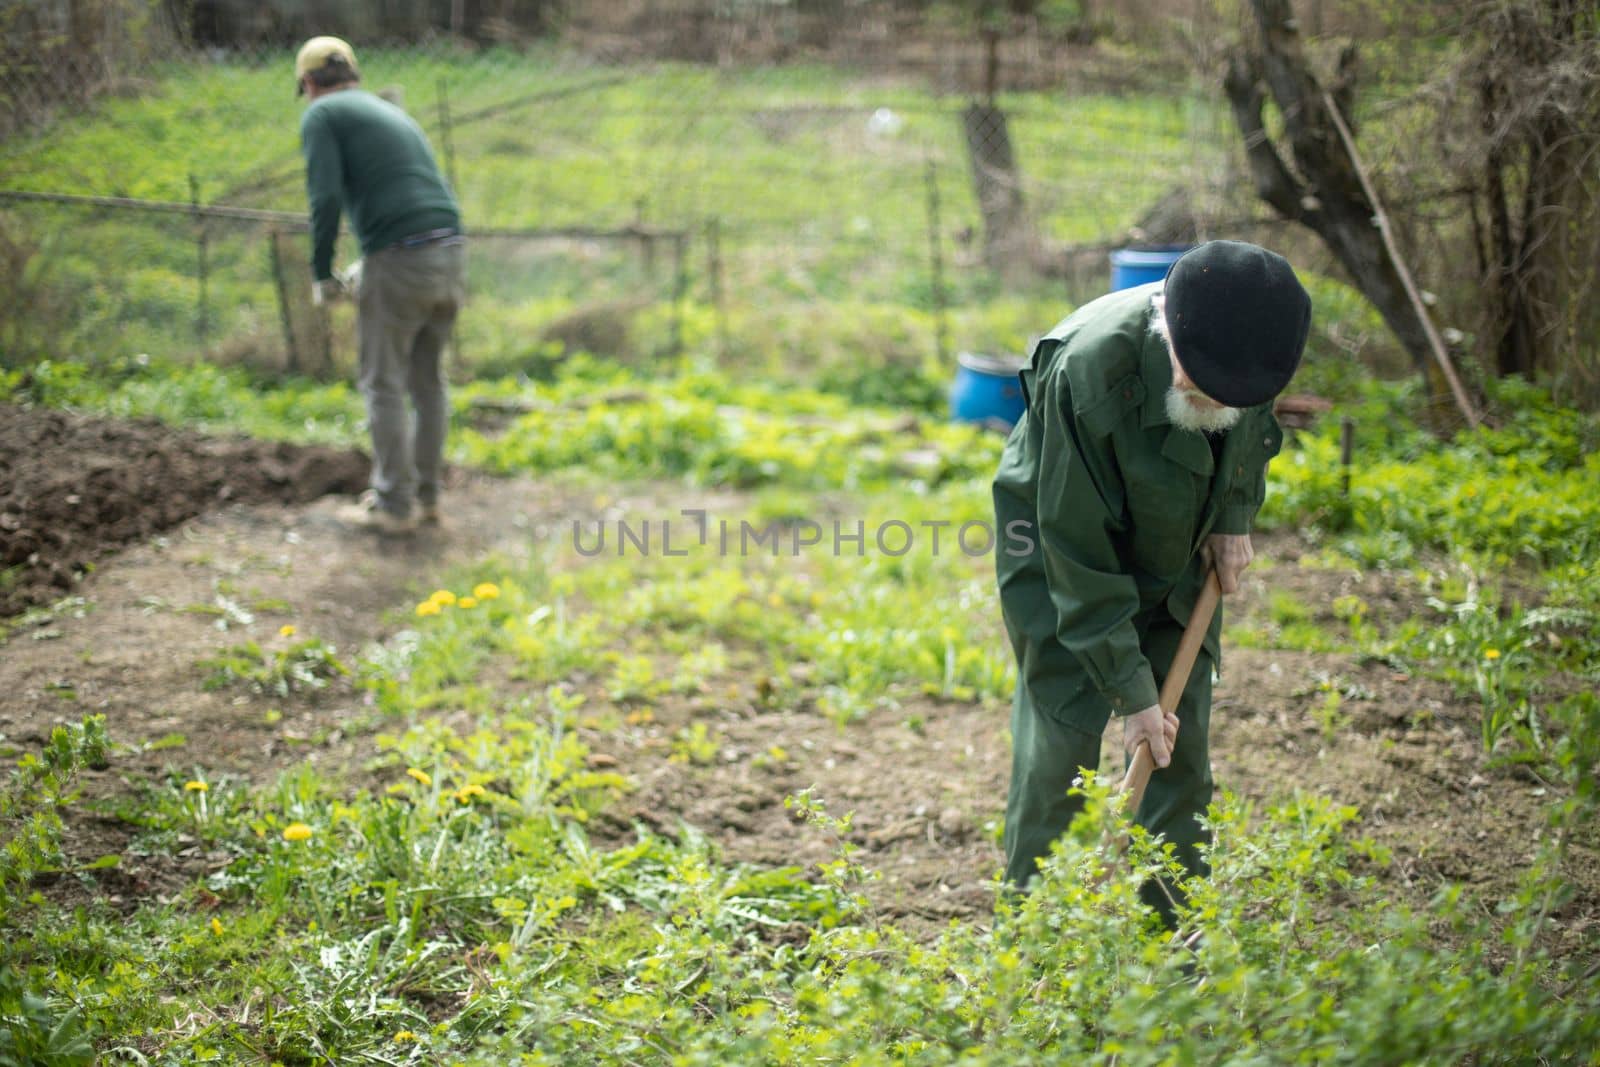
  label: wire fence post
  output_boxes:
[635,197,654,272]
[924,156,950,369]
[190,173,209,348]
[1340,416,1355,498]
[437,77,458,195]
[670,232,689,361]
[435,78,465,369]
[706,216,728,362]
[268,229,300,375]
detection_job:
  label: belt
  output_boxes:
[395,227,463,248]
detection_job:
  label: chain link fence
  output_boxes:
[2,2,1313,401]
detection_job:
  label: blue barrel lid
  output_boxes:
[957,351,1027,375]
[1108,245,1192,271]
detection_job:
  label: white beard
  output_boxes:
[1165,386,1243,433]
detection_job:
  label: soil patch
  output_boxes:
[0,403,370,616]
[0,414,1592,956]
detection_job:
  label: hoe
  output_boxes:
[1118,568,1223,816]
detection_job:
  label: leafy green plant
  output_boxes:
[0,717,108,1065]
[0,716,109,918]
[199,637,350,697]
[670,722,721,766]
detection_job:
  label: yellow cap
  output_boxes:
[295,36,359,95]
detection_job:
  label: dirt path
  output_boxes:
[1,411,1593,952]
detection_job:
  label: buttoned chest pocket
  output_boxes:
[1227,421,1285,511]
[1120,443,1206,581]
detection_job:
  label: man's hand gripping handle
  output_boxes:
[1118,569,1223,814]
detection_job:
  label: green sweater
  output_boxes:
[299,90,460,280]
[992,283,1284,720]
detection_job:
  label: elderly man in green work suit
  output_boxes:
[994,240,1311,913]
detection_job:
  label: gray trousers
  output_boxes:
[356,238,466,517]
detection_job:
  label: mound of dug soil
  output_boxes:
[0,404,369,615]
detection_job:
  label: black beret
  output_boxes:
[1163,241,1312,408]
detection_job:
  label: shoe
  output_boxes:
[419,500,440,526]
[336,491,414,533]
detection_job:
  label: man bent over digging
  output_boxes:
[993,241,1311,922]
[296,36,467,533]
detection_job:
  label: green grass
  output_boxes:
[0,46,1224,382]
[3,552,1596,1061]
[4,355,1600,1058]
[0,49,1203,242]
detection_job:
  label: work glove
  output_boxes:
[311,277,349,307]
[336,258,364,298]
[1123,703,1179,769]
[1202,532,1254,594]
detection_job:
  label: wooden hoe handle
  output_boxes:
[1117,569,1222,816]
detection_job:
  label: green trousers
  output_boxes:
[1003,621,1215,913]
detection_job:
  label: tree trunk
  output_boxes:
[962,100,1031,274]
[1473,0,1590,380]
[1224,0,1435,377]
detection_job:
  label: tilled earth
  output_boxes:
[0,403,369,616]
[0,408,1594,956]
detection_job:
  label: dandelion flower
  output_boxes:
[458,596,479,609]
[184,780,209,793]
[210,917,224,936]
[393,1031,417,1044]
[406,767,433,787]
[454,783,487,803]
[473,582,501,601]
[1484,648,1502,660]
[279,624,297,638]
[282,822,313,842]
[428,589,457,607]
[415,600,442,617]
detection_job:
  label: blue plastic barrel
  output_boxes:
[1109,246,1191,292]
[950,351,1028,430]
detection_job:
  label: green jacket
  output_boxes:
[300,90,460,281]
[993,283,1284,722]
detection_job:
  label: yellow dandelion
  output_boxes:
[184,780,208,793]
[282,822,313,842]
[473,582,501,601]
[458,596,479,609]
[415,600,442,617]
[1484,648,1502,660]
[210,917,224,936]
[454,783,487,803]
[406,767,433,787]
[393,1030,417,1044]
[428,589,457,606]
[279,624,297,638]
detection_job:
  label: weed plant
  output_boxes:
[3,710,1596,1063]
[1,179,1597,1059]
